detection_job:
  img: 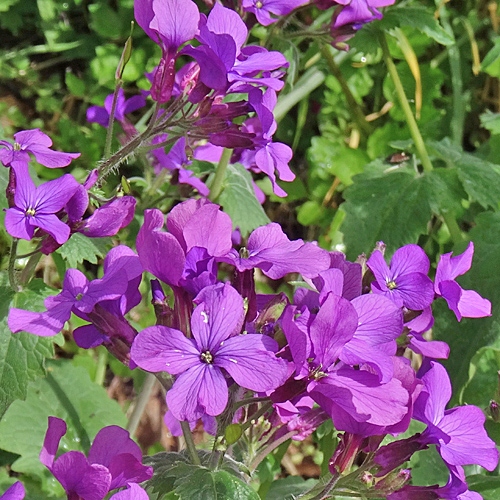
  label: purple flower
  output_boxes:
[414,361,498,471]
[367,244,435,310]
[8,248,132,337]
[131,283,289,422]
[110,484,149,500]
[435,242,491,321]
[221,222,331,279]
[87,89,146,128]
[40,417,152,500]
[0,129,80,169]
[135,0,200,102]
[5,165,80,244]
[0,482,25,500]
[242,0,309,26]
[334,0,395,28]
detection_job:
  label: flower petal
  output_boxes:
[39,416,67,470]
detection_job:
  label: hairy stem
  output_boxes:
[250,430,296,472]
[379,32,433,173]
[104,82,123,159]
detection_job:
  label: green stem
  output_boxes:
[320,45,372,136]
[249,430,296,472]
[233,396,271,411]
[8,238,20,292]
[379,32,433,173]
[127,373,157,436]
[94,347,108,386]
[309,472,340,500]
[104,82,123,159]
[208,148,232,202]
[442,211,464,244]
[19,252,42,286]
[180,421,201,465]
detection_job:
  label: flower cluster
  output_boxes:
[9,195,496,498]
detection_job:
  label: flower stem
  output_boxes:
[104,82,123,159]
[320,44,372,137]
[249,430,296,472]
[94,346,108,386]
[127,372,157,436]
[240,401,273,433]
[8,238,20,292]
[180,421,201,465]
[208,148,232,202]
[379,32,433,173]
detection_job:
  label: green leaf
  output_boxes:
[482,37,500,75]
[429,139,500,209]
[409,446,450,486]
[0,359,127,478]
[380,6,454,45]
[434,212,500,403]
[467,475,500,500]
[341,165,436,259]
[0,273,55,419]
[218,163,270,236]
[174,467,259,500]
[461,347,500,407]
[65,72,85,98]
[225,423,242,445]
[480,110,500,135]
[265,476,318,500]
[56,232,110,269]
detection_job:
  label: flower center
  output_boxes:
[25,207,36,216]
[200,351,213,364]
[386,280,397,290]
[75,293,83,301]
[255,0,263,7]
[13,142,21,152]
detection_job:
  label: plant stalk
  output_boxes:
[208,148,232,202]
[8,238,20,292]
[180,421,201,465]
[379,32,433,173]
[104,82,123,159]
[127,373,157,436]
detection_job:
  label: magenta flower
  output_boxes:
[242,0,309,25]
[87,89,146,128]
[40,417,152,500]
[435,242,491,321]
[367,244,435,310]
[333,0,395,28]
[0,129,80,169]
[0,482,25,500]
[131,283,289,422]
[5,165,80,244]
[110,484,149,500]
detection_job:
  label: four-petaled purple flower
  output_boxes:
[435,242,491,321]
[40,417,152,500]
[5,165,80,244]
[242,0,309,26]
[367,244,435,310]
[131,283,289,422]
[0,129,80,169]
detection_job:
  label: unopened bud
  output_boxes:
[374,241,386,254]
[490,400,500,423]
[116,22,134,81]
[361,471,374,486]
[375,469,411,494]
[254,293,288,335]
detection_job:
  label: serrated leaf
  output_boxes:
[0,359,127,478]
[429,139,500,209]
[434,212,500,404]
[174,467,259,500]
[482,37,500,73]
[0,273,55,419]
[380,6,454,45]
[56,232,110,268]
[218,163,270,236]
[480,110,500,135]
[341,167,435,259]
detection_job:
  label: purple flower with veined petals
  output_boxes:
[5,165,80,244]
[367,244,435,310]
[8,265,127,338]
[414,361,498,471]
[110,484,149,500]
[135,0,200,102]
[0,482,25,500]
[221,222,331,279]
[334,0,395,28]
[0,128,80,169]
[40,417,152,500]
[131,283,289,422]
[435,242,491,321]
[242,0,309,26]
[87,89,146,128]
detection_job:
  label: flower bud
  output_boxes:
[375,469,411,494]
